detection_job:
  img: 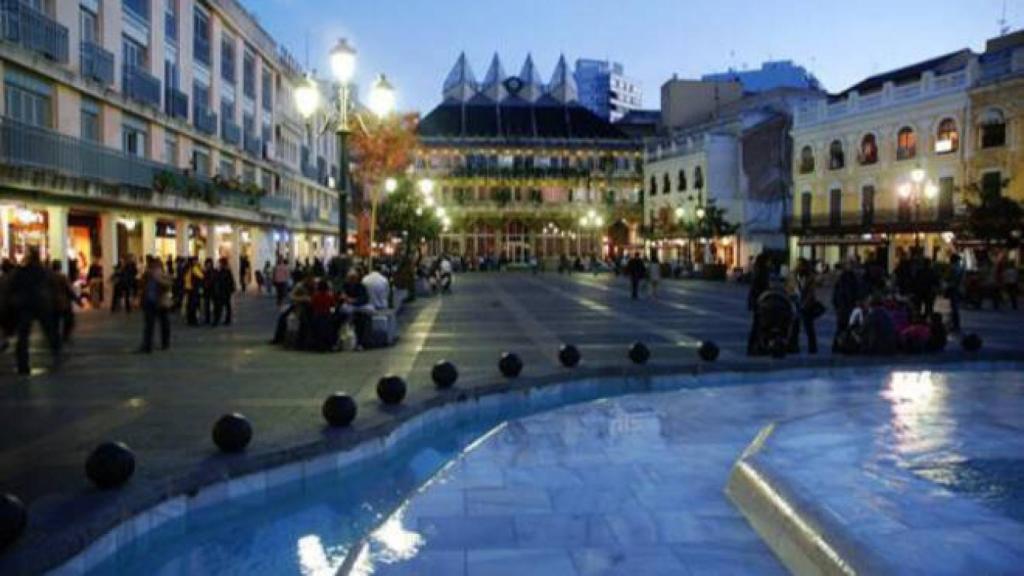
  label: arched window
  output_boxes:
[980,109,1006,148]
[649,175,657,196]
[677,169,687,191]
[694,166,704,189]
[799,146,815,174]
[662,173,671,194]
[859,134,877,165]
[897,127,916,160]
[829,140,845,170]
[935,118,959,154]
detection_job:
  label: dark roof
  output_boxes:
[831,49,973,100]
[418,100,630,142]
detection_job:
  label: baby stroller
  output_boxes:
[754,290,796,358]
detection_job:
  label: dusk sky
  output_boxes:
[245,0,1016,113]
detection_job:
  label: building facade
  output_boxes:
[414,53,643,265]
[644,87,824,270]
[574,58,642,122]
[0,0,344,287]
[790,49,980,270]
[702,60,821,94]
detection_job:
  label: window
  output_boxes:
[649,175,657,196]
[829,188,842,227]
[799,145,815,173]
[800,192,812,228]
[261,69,273,111]
[122,114,148,158]
[243,51,256,99]
[81,98,100,142]
[935,118,959,154]
[980,109,1006,148]
[80,6,98,44]
[123,0,149,22]
[192,145,210,176]
[221,36,236,84]
[829,140,845,170]
[193,8,210,66]
[164,58,179,90]
[897,127,916,160]
[193,82,210,107]
[861,185,874,226]
[662,173,670,194]
[219,157,234,178]
[165,0,178,43]
[694,166,704,189]
[938,176,954,220]
[164,133,178,166]
[677,169,687,191]
[981,171,1003,197]
[122,36,146,69]
[859,134,877,165]
[4,69,53,127]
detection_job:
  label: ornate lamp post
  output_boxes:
[898,167,938,248]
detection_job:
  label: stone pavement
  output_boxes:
[0,272,1021,573]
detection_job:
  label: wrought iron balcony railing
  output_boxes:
[0,0,68,62]
[165,87,188,120]
[260,195,293,217]
[786,208,959,235]
[80,40,114,85]
[122,65,161,108]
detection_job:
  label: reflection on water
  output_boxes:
[296,535,343,576]
[880,371,958,461]
[910,458,1024,523]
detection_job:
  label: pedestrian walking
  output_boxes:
[273,258,290,306]
[138,256,172,353]
[9,248,61,375]
[1002,255,1019,310]
[86,260,104,307]
[946,253,965,333]
[789,258,820,355]
[212,258,236,326]
[201,258,215,325]
[746,253,770,356]
[648,255,662,299]
[184,257,204,326]
[832,259,861,353]
[239,254,251,294]
[50,260,82,344]
[625,252,646,300]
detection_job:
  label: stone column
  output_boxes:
[100,211,119,298]
[207,221,220,262]
[175,219,189,258]
[46,206,69,272]
[141,214,157,258]
[230,226,241,282]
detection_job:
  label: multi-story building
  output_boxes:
[0,0,344,287]
[644,86,825,270]
[574,58,642,122]
[967,31,1024,217]
[789,49,977,270]
[414,53,643,264]
[702,60,821,94]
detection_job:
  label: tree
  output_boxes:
[349,112,418,208]
[375,178,443,255]
[681,199,738,239]
[964,180,1023,247]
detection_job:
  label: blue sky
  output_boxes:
[245,0,1016,113]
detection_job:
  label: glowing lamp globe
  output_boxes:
[294,76,320,120]
[384,177,398,193]
[368,74,396,118]
[329,38,357,83]
[911,168,926,184]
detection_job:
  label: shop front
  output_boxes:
[1,204,48,263]
[155,220,178,259]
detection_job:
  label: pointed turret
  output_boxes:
[518,54,545,102]
[481,53,507,101]
[443,52,478,102]
[546,54,578,104]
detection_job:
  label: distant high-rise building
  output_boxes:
[574,59,642,122]
[702,60,821,93]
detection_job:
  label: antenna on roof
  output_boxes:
[998,0,1010,35]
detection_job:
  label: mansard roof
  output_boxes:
[481,53,508,101]
[831,49,973,100]
[443,52,478,102]
[437,52,583,104]
[418,99,631,144]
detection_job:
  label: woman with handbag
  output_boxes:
[789,258,821,355]
[139,256,172,353]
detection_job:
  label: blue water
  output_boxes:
[85,366,1024,575]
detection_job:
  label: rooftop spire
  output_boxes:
[481,52,507,101]
[443,51,478,102]
[546,54,577,104]
[518,53,544,102]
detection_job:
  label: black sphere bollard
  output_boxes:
[322,393,358,427]
[377,375,407,405]
[961,333,983,353]
[0,493,27,550]
[558,344,581,368]
[499,352,523,378]
[432,360,459,389]
[698,341,720,362]
[85,441,136,489]
[628,342,650,365]
[212,413,253,453]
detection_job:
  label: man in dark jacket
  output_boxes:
[625,252,646,300]
[212,258,237,326]
[11,248,61,374]
[201,258,215,325]
[746,253,771,355]
[832,260,861,352]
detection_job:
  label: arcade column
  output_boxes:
[46,206,69,272]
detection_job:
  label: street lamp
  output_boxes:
[368,74,396,119]
[898,167,937,247]
[579,210,605,259]
[367,176,399,268]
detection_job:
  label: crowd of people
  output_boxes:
[744,248,1008,358]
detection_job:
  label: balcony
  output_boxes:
[193,103,217,136]
[194,36,210,67]
[243,131,261,157]
[122,65,161,108]
[80,40,114,86]
[787,208,957,235]
[165,87,188,120]
[221,117,241,145]
[0,0,69,63]
[0,115,166,189]
[260,195,292,217]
